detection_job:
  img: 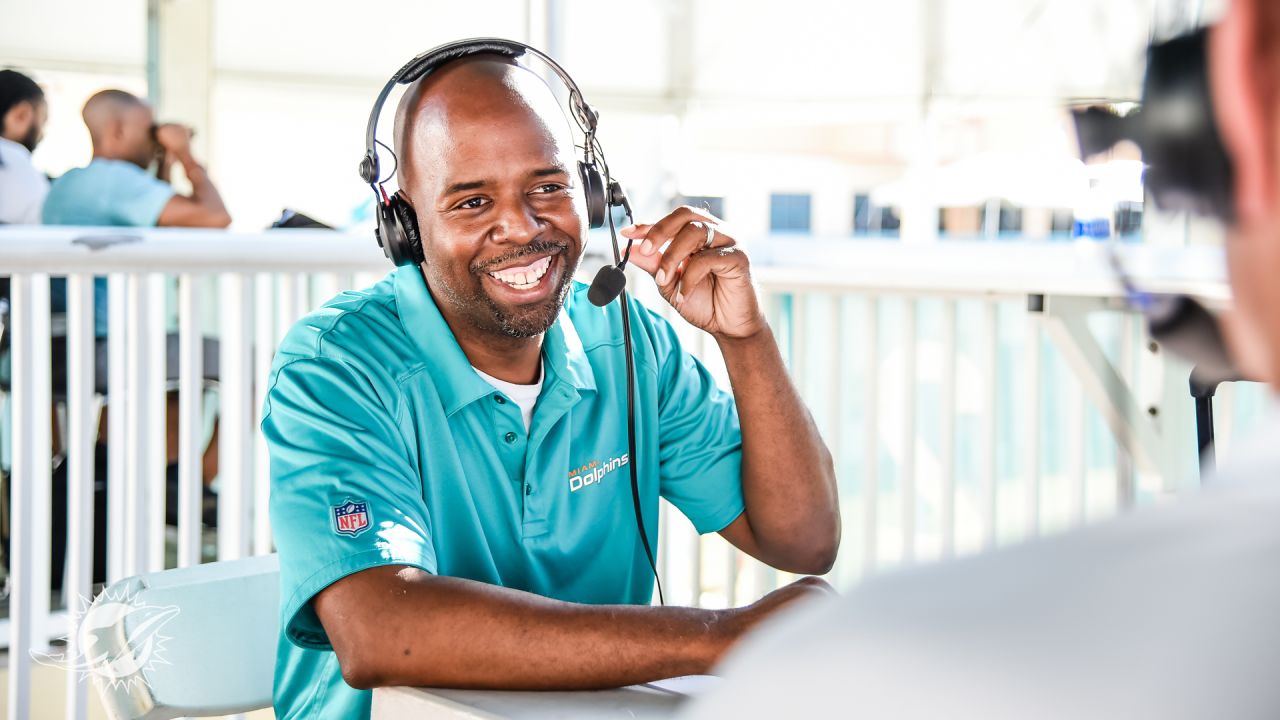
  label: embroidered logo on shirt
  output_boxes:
[568,453,629,493]
[331,499,371,537]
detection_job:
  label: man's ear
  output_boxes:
[1210,0,1279,223]
[2,100,33,141]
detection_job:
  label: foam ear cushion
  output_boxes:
[390,193,424,266]
[578,161,606,229]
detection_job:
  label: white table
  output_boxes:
[371,675,717,719]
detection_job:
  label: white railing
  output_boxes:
[0,226,1258,719]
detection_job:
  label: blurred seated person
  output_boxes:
[41,87,227,466]
[44,88,230,231]
[41,86,225,473]
[42,89,230,329]
[0,69,49,226]
[0,68,49,338]
[38,89,227,565]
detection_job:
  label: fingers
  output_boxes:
[621,223,661,275]
[626,241,662,275]
[619,223,651,239]
[674,246,748,305]
[628,205,723,255]
[620,206,734,296]
[651,221,731,286]
[158,122,193,137]
[621,220,707,282]
[654,221,718,290]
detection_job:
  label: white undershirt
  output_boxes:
[473,361,544,432]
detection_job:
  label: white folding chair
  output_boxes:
[87,553,279,719]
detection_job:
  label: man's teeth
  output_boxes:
[488,256,552,289]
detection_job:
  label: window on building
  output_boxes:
[854,194,872,232]
[1115,201,1143,238]
[1050,209,1075,237]
[997,202,1023,234]
[854,193,901,237]
[879,206,901,233]
[770,193,812,233]
[676,195,725,219]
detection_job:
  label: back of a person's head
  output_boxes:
[81,88,143,123]
[0,69,44,137]
[81,88,148,154]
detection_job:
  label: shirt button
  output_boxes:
[494,395,507,404]
[504,431,518,444]
[525,484,532,496]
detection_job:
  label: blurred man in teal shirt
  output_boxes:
[43,88,231,336]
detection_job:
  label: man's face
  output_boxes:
[18,99,46,152]
[3,99,47,153]
[402,64,586,339]
[1208,0,1280,383]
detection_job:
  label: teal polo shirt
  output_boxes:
[264,265,746,720]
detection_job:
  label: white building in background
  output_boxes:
[5,0,1178,243]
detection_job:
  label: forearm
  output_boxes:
[178,153,229,219]
[717,325,840,569]
[328,569,728,690]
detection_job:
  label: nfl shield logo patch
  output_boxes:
[332,499,371,537]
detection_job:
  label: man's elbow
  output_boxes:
[211,210,232,228]
[787,536,839,576]
[328,613,395,689]
[336,649,383,690]
[780,515,841,575]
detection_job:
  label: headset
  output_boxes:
[359,38,663,603]
[1072,26,1241,386]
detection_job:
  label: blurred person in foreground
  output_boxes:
[264,51,839,719]
[0,69,49,225]
[682,2,1280,718]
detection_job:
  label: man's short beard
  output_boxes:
[483,268,575,338]
[431,238,582,339]
[19,124,39,153]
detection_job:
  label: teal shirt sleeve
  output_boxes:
[106,162,175,226]
[645,310,746,535]
[263,357,436,650]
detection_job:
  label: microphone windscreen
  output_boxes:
[588,265,627,307]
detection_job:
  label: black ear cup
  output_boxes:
[375,193,424,267]
[390,193,423,266]
[578,160,607,229]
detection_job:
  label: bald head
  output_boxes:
[384,53,588,342]
[391,56,574,196]
[82,89,155,166]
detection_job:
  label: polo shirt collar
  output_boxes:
[542,297,596,396]
[392,267,596,416]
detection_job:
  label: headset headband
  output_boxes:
[358,37,599,187]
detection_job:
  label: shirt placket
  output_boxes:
[489,392,528,500]
[521,381,579,539]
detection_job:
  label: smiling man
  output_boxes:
[263,51,840,719]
